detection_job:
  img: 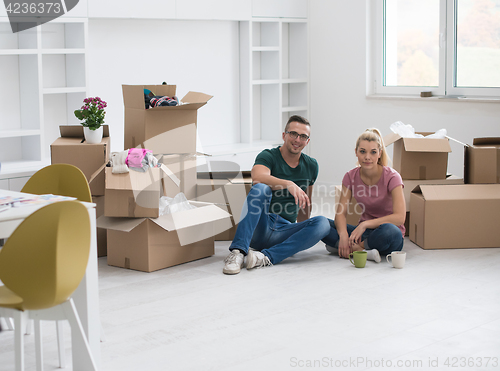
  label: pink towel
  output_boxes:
[126,148,151,168]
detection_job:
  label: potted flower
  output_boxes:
[74,97,107,144]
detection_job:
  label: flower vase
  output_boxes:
[83,126,103,144]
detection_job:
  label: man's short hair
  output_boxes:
[284,115,310,133]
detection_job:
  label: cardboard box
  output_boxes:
[51,125,110,196]
[98,202,231,272]
[92,195,107,257]
[160,154,198,200]
[104,167,166,218]
[384,132,451,180]
[334,185,362,226]
[122,85,212,154]
[409,184,500,249]
[402,175,464,211]
[465,137,500,184]
[196,171,252,241]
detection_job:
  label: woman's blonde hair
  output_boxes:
[355,128,391,167]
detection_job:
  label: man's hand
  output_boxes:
[286,181,310,210]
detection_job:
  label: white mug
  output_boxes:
[386,251,406,269]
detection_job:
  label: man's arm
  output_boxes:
[251,164,310,210]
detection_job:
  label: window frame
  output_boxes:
[372,0,500,98]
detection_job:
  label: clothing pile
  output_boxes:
[144,88,180,109]
[109,148,159,174]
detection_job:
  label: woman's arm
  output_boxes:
[349,185,406,245]
[335,185,353,258]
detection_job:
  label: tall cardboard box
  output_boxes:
[51,125,110,196]
[98,202,231,272]
[122,85,212,154]
[384,132,451,180]
[409,184,500,249]
[464,137,500,184]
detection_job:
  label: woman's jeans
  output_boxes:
[229,183,330,264]
[321,219,404,255]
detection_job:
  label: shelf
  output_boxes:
[0,129,41,138]
[282,78,308,84]
[41,49,86,55]
[43,87,87,94]
[0,49,38,55]
[252,79,280,85]
[252,46,280,52]
[0,18,87,172]
[282,106,308,112]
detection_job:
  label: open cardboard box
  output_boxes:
[51,125,110,196]
[122,84,212,154]
[98,201,231,272]
[384,132,451,180]
[464,137,500,184]
[105,166,175,218]
[409,184,500,249]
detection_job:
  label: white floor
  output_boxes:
[1,197,500,371]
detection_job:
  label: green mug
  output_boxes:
[349,251,367,268]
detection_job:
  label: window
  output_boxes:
[373,0,500,97]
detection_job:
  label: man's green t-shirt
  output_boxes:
[254,147,319,223]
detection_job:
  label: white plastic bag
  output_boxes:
[425,129,447,139]
[159,192,196,216]
[389,121,424,138]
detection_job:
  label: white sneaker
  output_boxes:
[246,250,272,270]
[223,250,245,275]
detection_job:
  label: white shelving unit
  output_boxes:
[240,17,309,147]
[0,18,88,177]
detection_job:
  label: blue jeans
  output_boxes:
[229,183,330,264]
[321,219,404,255]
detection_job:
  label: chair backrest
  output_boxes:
[21,164,92,203]
[0,201,91,310]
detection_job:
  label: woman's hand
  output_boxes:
[349,222,367,247]
[338,233,351,258]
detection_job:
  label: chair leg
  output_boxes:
[13,311,26,371]
[62,300,97,371]
[25,319,32,335]
[34,320,43,371]
[56,320,66,368]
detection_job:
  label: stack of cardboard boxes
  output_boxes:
[51,84,236,272]
[409,137,500,249]
[51,125,110,257]
[98,84,234,272]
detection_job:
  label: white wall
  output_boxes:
[308,0,500,191]
[87,18,241,153]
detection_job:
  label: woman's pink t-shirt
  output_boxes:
[342,166,405,236]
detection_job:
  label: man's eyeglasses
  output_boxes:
[285,131,309,141]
